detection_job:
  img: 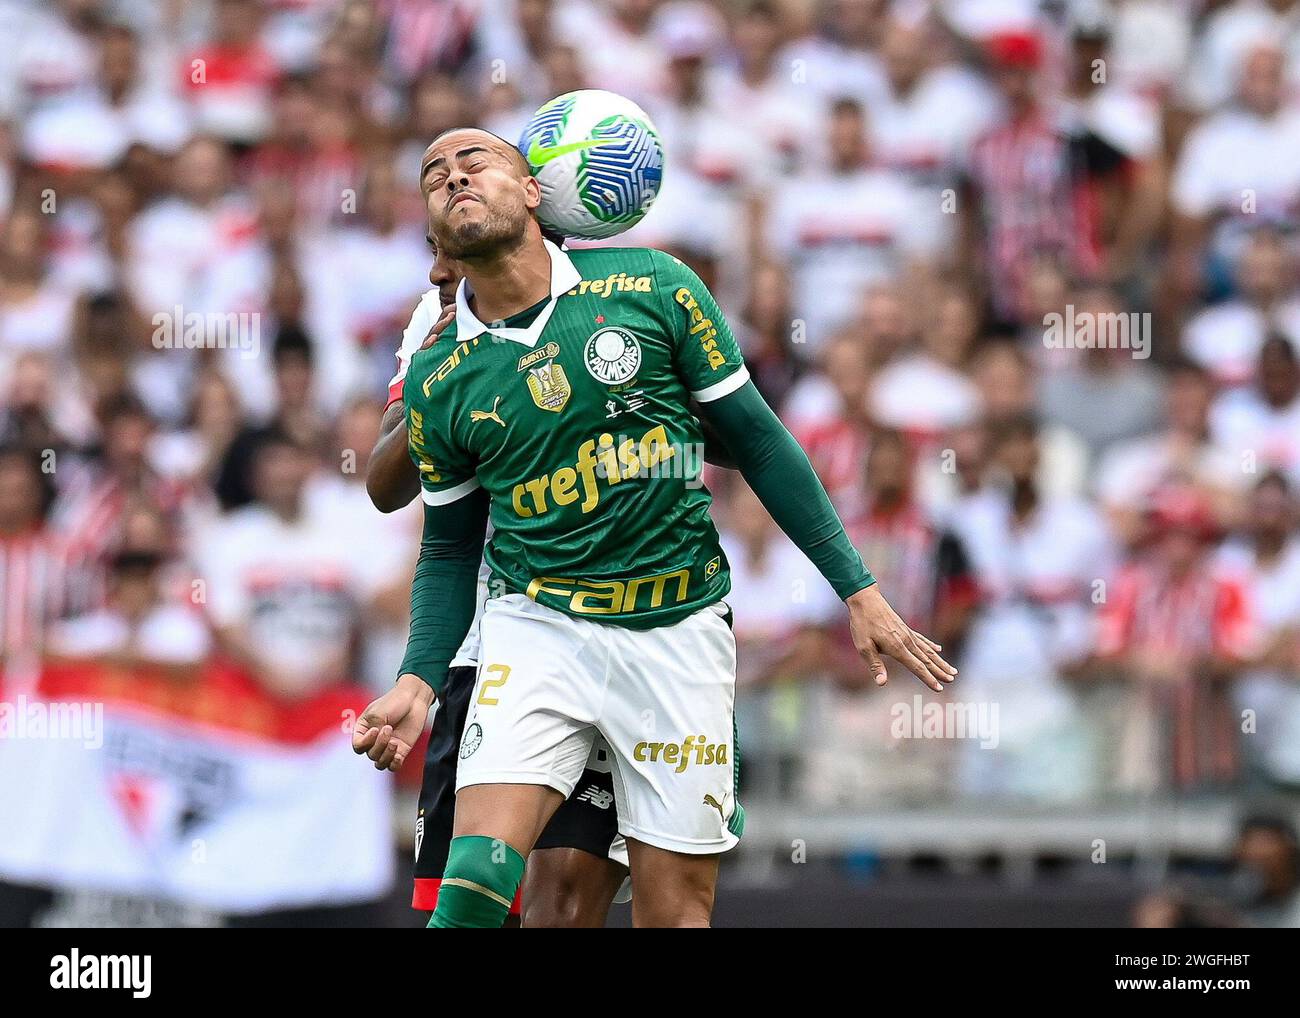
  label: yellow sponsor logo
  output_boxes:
[406,407,440,481]
[633,736,730,773]
[526,568,690,615]
[511,423,674,518]
[421,337,483,395]
[517,341,561,372]
[673,286,726,370]
[565,273,653,298]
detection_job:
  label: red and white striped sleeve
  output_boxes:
[386,289,443,410]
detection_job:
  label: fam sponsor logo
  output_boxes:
[0,696,103,749]
[49,950,151,998]
[633,735,729,773]
[152,306,260,360]
[526,566,695,616]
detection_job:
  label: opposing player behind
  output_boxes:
[388,128,954,927]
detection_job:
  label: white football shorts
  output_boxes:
[456,592,741,855]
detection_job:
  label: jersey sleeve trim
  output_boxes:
[420,476,482,506]
[691,364,751,403]
[385,377,405,410]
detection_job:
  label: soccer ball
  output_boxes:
[519,89,664,240]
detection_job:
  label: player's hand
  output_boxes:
[846,584,957,692]
[420,305,456,350]
[352,673,435,772]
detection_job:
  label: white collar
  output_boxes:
[453,238,581,349]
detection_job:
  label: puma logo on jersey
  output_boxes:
[470,396,506,427]
[703,794,726,819]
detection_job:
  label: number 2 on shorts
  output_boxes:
[476,663,511,706]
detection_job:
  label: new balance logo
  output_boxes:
[576,785,614,810]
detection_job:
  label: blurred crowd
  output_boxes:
[3,0,1300,813]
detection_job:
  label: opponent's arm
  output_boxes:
[698,381,954,690]
[367,401,421,512]
[367,301,457,513]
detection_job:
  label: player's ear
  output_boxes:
[522,174,541,210]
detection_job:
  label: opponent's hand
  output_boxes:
[352,673,436,771]
[420,305,456,350]
[846,584,957,692]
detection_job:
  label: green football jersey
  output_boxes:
[404,241,750,630]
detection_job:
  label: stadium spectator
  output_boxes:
[767,95,937,350]
[1233,814,1300,927]
[1181,227,1300,389]
[1169,42,1300,316]
[193,427,401,700]
[0,445,92,671]
[962,30,1154,324]
[1094,357,1248,546]
[1098,486,1260,791]
[1210,333,1300,486]
[51,393,196,570]
[948,414,1114,799]
[1219,473,1300,786]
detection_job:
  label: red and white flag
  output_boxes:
[0,661,392,914]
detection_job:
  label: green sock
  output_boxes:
[429,835,526,928]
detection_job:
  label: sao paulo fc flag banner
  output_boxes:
[0,661,393,914]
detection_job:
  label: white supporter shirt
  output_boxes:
[1182,298,1300,388]
[50,605,212,666]
[1094,432,1248,511]
[947,487,1115,737]
[194,503,400,693]
[869,65,1001,185]
[1210,388,1300,484]
[766,167,940,350]
[1171,108,1300,262]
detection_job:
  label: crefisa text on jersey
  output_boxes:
[49,949,152,998]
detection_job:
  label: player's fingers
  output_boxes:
[388,740,411,772]
[860,641,888,686]
[421,307,455,349]
[366,724,393,763]
[376,737,401,771]
[913,631,957,680]
[914,631,944,653]
[891,640,945,692]
[352,724,379,755]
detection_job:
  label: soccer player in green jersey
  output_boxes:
[361,128,955,928]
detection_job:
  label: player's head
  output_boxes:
[420,127,541,260]
[424,233,465,306]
